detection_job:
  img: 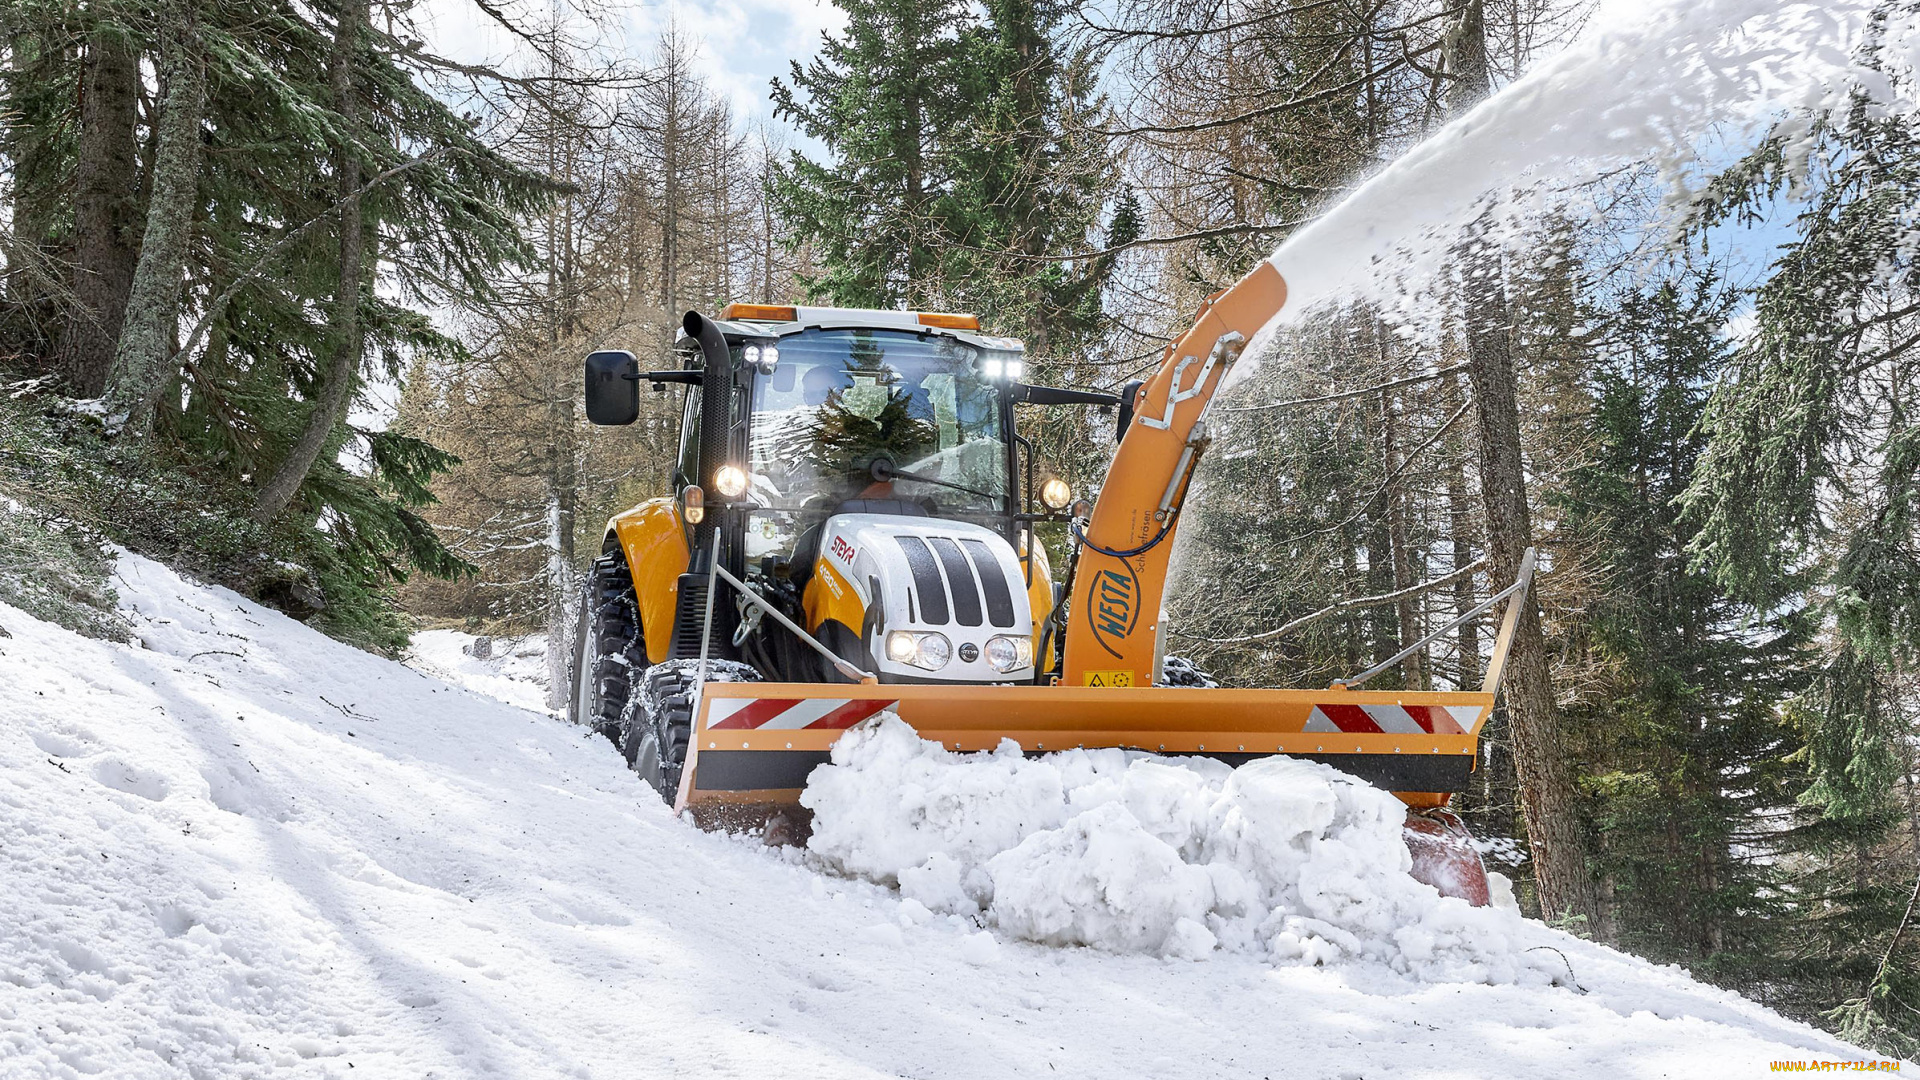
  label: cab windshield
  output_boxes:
[746,328,1011,516]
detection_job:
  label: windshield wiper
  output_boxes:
[867,456,999,501]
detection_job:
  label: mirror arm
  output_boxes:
[634,370,702,385]
[1115,380,1144,444]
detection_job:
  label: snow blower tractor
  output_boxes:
[572,261,1533,905]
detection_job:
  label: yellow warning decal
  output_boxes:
[1082,670,1135,687]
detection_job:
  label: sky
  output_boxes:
[350,0,846,435]
[413,0,847,129]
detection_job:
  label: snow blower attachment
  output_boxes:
[575,264,1537,905]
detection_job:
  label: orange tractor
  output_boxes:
[571,261,1532,904]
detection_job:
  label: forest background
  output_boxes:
[3,0,1919,1056]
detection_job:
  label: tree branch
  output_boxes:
[1185,557,1486,645]
[1220,363,1471,413]
[1088,44,1435,137]
[177,150,448,365]
[953,221,1302,264]
[1265,394,1475,546]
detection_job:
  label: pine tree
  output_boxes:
[771,0,976,308]
[0,0,557,647]
[937,0,1112,355]
[1677,18,1920,1045]
[1562,272,1809,979]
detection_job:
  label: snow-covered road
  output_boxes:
[0,552,1886,1077]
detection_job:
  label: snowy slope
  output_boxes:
[403,629,551,715]
[0,551,1888,1078]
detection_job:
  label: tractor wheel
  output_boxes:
[568,553,643,743]
[626,659,761,805]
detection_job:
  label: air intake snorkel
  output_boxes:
[682,310,735,569]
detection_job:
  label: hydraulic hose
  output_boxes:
[1068,453,1200,560]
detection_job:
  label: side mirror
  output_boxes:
[585,350,639,425]
[1116,380,1143,443]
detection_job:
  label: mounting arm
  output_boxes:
[1060,261,1289,687]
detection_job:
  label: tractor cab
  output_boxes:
[725,314,1021,558]
[584,305,1112,690]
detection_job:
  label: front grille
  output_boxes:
[960,539,1017,627]
[926,538,983,627]
[894,534,1018,630]
[894,537,949,624]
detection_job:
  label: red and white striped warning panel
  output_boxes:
[705,697,899,731]
[1304,703,1481,736]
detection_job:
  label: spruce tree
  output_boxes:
[1678,18,1920,1045]
[1562,273,1809,981]
[771,0,975,308]
[0,0,555,647]
[937,0,1113,358]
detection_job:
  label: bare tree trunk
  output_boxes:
[1384,388,1428,689]
[660,36,682,325]
[1442,0,1490,114]
[1362,397,1397,668]
[1444,373,1480,689]
[105,4,204,441]
[1460,236,1597,925]
[542,311,579,713]
[252,0,367,522]
[1444,0,1597,929]
[541,33,580,711]
[542,471,576,709]
[63,26,142,396]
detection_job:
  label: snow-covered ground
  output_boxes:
[404,629,552,715]
[0,550,1893,1078]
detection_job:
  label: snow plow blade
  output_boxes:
[676,680,1491,814]
[678,682,1498,904]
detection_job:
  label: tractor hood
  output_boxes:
[809,514,1034,683]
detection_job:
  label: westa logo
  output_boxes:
[1088,564,1140,658]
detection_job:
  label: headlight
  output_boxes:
[1040,476,1072,511]
[985,634,1033,673]
[886,631,917,662]
[885,630,951,671]
[713,465,748,498]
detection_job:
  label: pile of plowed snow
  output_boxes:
[804,717,1549,984]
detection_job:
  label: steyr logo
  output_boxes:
[830,535,857,565]
[1087,565,1140,658]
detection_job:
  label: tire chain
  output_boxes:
[585,554,643,743]
[626,658,761,804]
